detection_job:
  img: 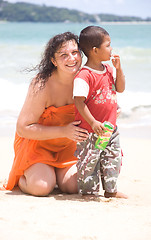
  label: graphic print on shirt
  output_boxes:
[91,83,117,105]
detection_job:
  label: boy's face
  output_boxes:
[96,35,112,61]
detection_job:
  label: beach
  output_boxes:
[0,22,151,239]
[0,126,151,240]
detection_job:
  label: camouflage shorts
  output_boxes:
[75,127,122,195]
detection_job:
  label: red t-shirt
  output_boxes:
[73,64,117,133]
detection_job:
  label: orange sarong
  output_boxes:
[5,104,77,190]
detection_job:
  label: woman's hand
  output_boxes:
[63,121,88,142]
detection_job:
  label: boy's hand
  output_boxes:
[91,120,106,136]
[111,55,121,70]
[111,54,125,93]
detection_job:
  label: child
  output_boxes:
[73,26,127,198]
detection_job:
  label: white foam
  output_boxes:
[117,90,151,113]
[0,78,28,112]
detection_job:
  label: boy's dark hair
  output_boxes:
[79,26,109,57]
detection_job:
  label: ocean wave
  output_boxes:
[117,106,151,128]
[0,78,28,112]
[113,47,151,62]
[1,77,150,113]
[117,91,151,127]
[117,91,151,112]
[0,78,151,129]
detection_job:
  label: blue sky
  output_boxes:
[7,0,151,18]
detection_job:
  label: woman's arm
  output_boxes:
[17,83,88,142]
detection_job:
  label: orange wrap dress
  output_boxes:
[5,104,77,190]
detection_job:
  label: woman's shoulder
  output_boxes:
[25,77,50,108]
[30,76,48,93]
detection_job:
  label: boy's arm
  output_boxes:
[74,96,105,135]
[112,55,125,93]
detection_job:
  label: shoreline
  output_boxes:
[1,123,150,138]
[1,21,151,25]
[118,124,151,140]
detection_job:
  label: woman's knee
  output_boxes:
[56,164,78,194]
[19,163,56,196]
[29,177,55,196]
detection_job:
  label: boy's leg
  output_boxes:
[75,133,101,195]
[100,127,122,196]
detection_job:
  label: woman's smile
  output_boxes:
[54,40,82,74]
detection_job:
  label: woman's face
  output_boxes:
[53,40,82,75]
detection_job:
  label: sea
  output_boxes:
[0,22,151,137]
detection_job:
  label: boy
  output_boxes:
[73,26,127,198]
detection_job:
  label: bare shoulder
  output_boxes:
[31,76,55,105]
[29,77,49,97]
[17,77,51,126]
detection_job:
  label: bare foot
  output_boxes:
[104,191,128,199]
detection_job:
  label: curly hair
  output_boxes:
[32,32,79,89]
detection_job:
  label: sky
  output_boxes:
[6,0,151,19]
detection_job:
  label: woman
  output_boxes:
[5,32,88,196]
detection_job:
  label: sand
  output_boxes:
[0,127,151,240]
